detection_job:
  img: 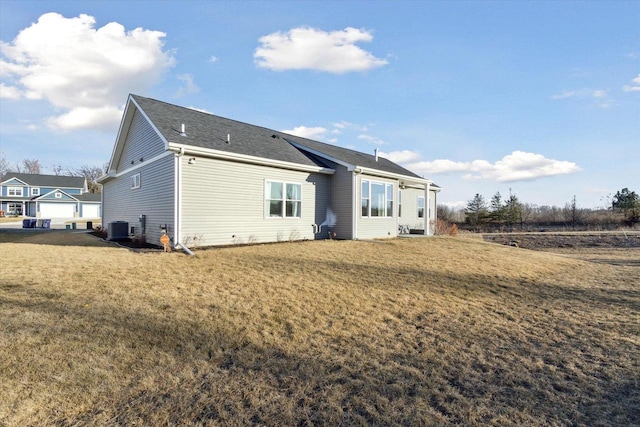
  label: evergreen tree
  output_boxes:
[465,193,488,229]
[612,188,640,225]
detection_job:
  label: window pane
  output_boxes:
[386,184,393,217]
[269,200,283,217]
[286,201,301,217]
[371,182,385,217]
[286,183,301,201]
[398,190,402,217]
[361,199,369,217]
[418,197,425,218]
[268,181,282,199]
[361,180,369,198]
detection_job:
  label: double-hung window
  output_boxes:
[265,181,301,218]
[418,196,425,218]
[131,173,141,189]
[31,188,40,196]
[8,187,22,196]
[398,190,402,217]
[361,180,393,217]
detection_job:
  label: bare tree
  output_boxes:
[50,164,67,176]
[563,195,585,230]
[0,153,13,177]
[72,164,104,193]
[519,203,536,230]
[19,159,41,174]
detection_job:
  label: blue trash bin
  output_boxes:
[22,219,31,228]
[42,219,51,229]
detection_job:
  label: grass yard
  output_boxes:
[0,233,638,426]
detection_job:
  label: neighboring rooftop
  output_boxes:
[1,173,86,189]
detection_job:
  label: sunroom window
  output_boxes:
[361,180,393,217]
[418,196,425,218]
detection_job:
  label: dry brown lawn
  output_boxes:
[0,232,638,426]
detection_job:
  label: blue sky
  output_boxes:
[1,1,638,209]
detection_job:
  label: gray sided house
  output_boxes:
[99,95,440,248]
[0,173,101,219]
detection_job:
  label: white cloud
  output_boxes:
[208,55,218,63]
[0,83,21,99]
[254,26,388,73]
[378,150,422,164]
[358,134,385,146]
[282,125,328,140]
[0,12,174,131]
[551,88,612,108]
[175,73,200,97]
[623,74,640,92]
[551,90,576,100]
[47,105,123,131]
[386,150,581,183]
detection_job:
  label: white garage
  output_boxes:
[82,204,100,218]
[39,202,76,218]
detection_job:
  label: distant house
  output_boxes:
[0,173,101,219]
[99,95,440,247]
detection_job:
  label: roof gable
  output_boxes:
[1,177,28,186]
[37,189,78,201]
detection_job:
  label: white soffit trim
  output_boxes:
[168,143,335,175]
[101,151,175,181]
[0,177,28,186]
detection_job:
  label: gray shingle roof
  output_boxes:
[1,173,85,189]
[131,95,423,179]
[282,136,423,179]
[132,95,323,168]
[76,193,101,202]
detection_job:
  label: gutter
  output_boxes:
[168,143,335,175]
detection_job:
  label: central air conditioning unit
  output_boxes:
[108,221,129,240]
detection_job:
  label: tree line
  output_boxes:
[437,188,640,232]
[0,155,106,194]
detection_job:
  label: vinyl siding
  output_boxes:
[102,153,175,246]
[327,163,353,240]
[356,175,398,239]
[399,188,425,231]
[116,110,166,173]
[180,156,331,247]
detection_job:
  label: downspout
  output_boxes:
[174,147,194,255]
[351,170,359,240]
[424,182,431,236]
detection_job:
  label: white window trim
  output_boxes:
[8,187,23,196]
[398,189,402,218]
[31,188,40,196]
[361,179,394,218]
[264,180,302,219]
[131,173,141,190]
